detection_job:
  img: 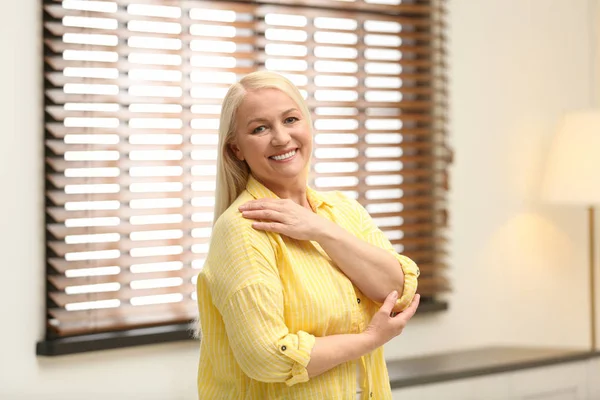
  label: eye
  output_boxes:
[252,125,266,134]
[284,116,299,124]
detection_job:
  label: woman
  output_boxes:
[196,71,420,400]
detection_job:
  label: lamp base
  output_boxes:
[589,206,597,351]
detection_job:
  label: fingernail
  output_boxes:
[392,290,398,298]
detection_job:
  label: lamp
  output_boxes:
[542,110,600,351]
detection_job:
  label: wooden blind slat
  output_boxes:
[254,2,434,19]
[48,253,199,273]
[45,189,444,207]
[46,157,445,173]
[48,300,198,335]
[47,174,438,192]
[47,219,443,247]
[46,139,444,153]
[44,72,437,89]
[46,189,211,205]
[50,283,197,307]
[44,56,436,73]
[45,123,445,140]
[46,206,439,223]
[48,236,208,256]
[45,0,433,16]
[45,106,442,124]
[399,236,447,247]
[43,88,438,106]
[48,266,200,289]
[44,23,260,44]
[48,220,213,238]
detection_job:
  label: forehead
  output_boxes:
[236,88,299,119]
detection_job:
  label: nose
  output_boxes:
[270,124,291,146]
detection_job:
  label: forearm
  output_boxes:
[306,333,377,378]
[317,222,404,304]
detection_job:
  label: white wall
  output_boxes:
[0,0,597,399]
[385,0,598,360]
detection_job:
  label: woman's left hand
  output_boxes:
[239,199,332,241]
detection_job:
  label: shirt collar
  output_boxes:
[245,175,332,210]
[306,186,331,210]
[246,174,280,200]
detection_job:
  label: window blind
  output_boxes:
[43,0,449,340]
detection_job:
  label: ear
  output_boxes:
[229,142,244,161]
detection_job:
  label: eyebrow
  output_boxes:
[246,108,299,127]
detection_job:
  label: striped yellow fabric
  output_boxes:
[196,175,419,400]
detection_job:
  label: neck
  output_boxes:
[253,175,311,209]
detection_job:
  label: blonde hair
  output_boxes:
[212,71,312,224]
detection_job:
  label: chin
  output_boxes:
[271,167,307,183]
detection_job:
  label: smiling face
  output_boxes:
[229,88,312,193]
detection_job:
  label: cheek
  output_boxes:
[242,138,268,158]
[300,129,313,146]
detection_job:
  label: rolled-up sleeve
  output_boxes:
[220,281,316,386]
[350,198,420,311]
[390,253,420,311]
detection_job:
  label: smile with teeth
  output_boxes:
[270,149,297,161]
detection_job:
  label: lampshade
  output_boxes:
[542,110,600,205]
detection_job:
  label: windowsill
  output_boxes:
[37,299,448,356]
[36,323,194,356]
[387,346,600,389]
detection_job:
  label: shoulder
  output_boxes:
[209,189,275,258]
[212,190,255,239]
[204,191,279,301]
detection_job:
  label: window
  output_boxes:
[39,0,449,355]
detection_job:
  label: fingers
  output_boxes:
[239,199,285,211]
[240,209,284,222]
[379,290,398,315]
[393,294,420,323]
[250,222,283,233]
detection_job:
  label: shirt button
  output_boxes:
[357,298,361,304]
[281,345,287,351]
[370,392,373,397]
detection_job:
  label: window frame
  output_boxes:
[38,0,449,356]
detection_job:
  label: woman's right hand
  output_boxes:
[363,291,420,347]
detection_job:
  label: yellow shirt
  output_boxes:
[196,176,419,400]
